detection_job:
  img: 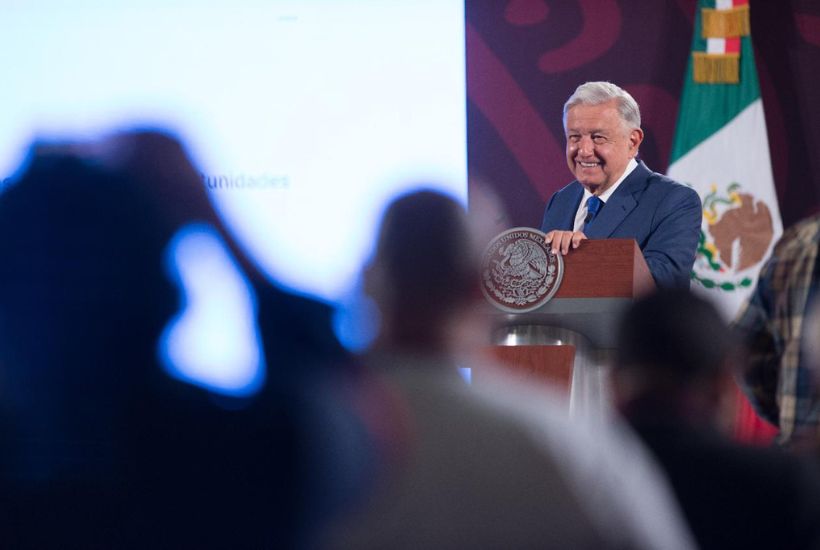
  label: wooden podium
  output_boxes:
[479,239,655,399]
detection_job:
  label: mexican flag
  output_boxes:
[667,0,782,319]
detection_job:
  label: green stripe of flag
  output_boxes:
[669,0,760,165]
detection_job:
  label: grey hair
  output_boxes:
[563,81,641,131]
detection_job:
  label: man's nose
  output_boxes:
[577,136,594,156]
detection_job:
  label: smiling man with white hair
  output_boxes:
[540,81,702,289]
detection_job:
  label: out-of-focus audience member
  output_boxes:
[802,297,820,460]
[734,213,820,447]
[613,289,820,550]
[96,130,349,377]
[324,189,696,550]
[0,135,370,549]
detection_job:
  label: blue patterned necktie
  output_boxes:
[584,195,603,230]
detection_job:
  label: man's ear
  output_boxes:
[629,128,644,156]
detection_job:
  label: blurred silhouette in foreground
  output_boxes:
[612,289,820,550]
[802,298,820,463]
[324,189,696,550]
[734,213,820,447]
[0,132,371,548]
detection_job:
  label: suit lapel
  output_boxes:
[584,162,649,238]
[561,185,584,230]
[544,183,584,231]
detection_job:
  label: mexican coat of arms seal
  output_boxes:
[481,227,563,313]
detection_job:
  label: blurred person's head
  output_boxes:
[95,130,221,235]
[365,189,483,353]
[99,129,347,374]
[612,289,741,427]
[0,144,178,480]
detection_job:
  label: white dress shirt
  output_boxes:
[572,158,639,232]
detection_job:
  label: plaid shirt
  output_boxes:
[734,214,820,446]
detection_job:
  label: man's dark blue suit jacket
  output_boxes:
[540,161,702,289]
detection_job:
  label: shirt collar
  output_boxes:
[581,158,638,205]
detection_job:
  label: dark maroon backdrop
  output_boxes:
[467,0,820,231]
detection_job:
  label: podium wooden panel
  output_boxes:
[554,239,655,299]
[483,345,575,392]
[481,239,655,392]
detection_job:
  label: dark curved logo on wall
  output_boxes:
[481,227,563,313]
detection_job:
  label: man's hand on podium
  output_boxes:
[544,230,587,255]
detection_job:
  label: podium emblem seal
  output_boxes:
[481,227,563,313]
